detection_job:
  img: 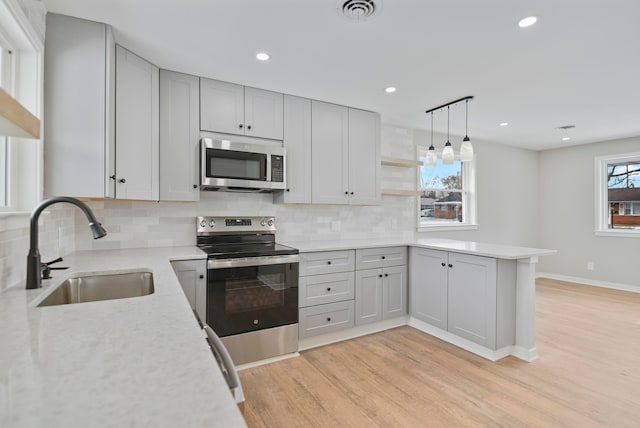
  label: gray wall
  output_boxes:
[537,136,640,289]
[413,130,540,247]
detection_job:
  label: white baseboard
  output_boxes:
[407,317,535,362]
[536,272,640,294]
[298,316,409,351]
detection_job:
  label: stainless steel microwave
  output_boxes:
[200,138,286,192]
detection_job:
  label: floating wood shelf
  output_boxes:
[381,189,423,196]
[0,88,40,139]
[381,157,423,168]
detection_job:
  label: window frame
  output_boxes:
[416,145,477,232]
[594,151,640,237]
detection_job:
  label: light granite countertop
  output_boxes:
[282,237,557,259]
[0,247,246,428]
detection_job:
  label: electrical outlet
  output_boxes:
[331,221,341,232]
[587,261,595,271]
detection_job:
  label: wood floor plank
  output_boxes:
[239,279,640,427]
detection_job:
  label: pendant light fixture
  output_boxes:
[459,99,474,162]
[441,106,455,165]
[425,112,437,167]
[424,95,474,167]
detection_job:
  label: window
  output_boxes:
[595,152,640,236]
[417,146,476,230]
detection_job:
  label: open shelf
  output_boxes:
[381,157,423,168]
[0,88,40,139]
[381,189,423,197]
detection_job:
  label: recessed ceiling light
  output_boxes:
[562,137,571,141]
[384,87,396,93]
[499,122,509,127]
[518,16,537,28]
[256,52,270,61]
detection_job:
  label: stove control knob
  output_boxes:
[200,220,207,228]
[209,220,215,228]
[267,219,274,227]
[261,219,267,226]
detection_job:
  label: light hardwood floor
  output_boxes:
[239,278,640,427]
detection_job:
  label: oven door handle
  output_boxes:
[203,324,245,404]
[207,254,300,269]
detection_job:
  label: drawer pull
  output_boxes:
[385,273,388,277]
[378,274,383,278]
[441,262,446,267]
[326,317,332,322]
[327,261,332,265]
[381,256,386,260]
[326,287,332,292]
[448,263,453,268]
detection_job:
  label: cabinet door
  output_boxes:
[410,248,448,329]
[275,95,311,203]
[115,46,159,200]
[383,265,407,320]
[200,78,244,135]
[160,70,200,201]
[44,14,114,198]
[447,253,498,349]
[171,259,207,323]
[311,101,349,204]
[244,87,283,140]
[348,108,380,205]
[355,268,383,325]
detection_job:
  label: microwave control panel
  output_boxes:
[271,155,284,182]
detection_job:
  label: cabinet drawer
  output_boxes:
[356,246,407,270]
[299,272,354,308]
[300,250,355,276]
[299,300,355,339]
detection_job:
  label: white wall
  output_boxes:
[413,130,540,247]
[537,136,640,289]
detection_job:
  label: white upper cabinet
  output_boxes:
[44,13,116,198]
[159,70,200,201]
[311,101,349,204]
[275,95,312,204]
[115,46,159,201]
[348,108,381,205]
[311,101,380,205]
[200,78,283,140]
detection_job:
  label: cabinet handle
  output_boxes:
[327,261,332,265]
[239,124,243,129]
[326,317,332,322]
[193,184,198,189]
[345,191,348,195]
[247,125,252,130]
[199,275,204,279]
[326,287,331,292]
[448,264,453,268]
[350,192,354,195]
[385,273,388,277]
[441,262,446,267]
[286,188,290,192]
[378,274,383,278]
[119,178,126,184]
[109,175,116,180]
[381,256,386,260]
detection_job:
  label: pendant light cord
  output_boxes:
[430,112,434,148]
[465,100,468,136]
[447,106,450,141]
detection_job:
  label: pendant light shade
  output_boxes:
[426,112,437,167]
[442,106,454,165]
[460,99,474,162]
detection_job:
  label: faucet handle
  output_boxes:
[41,257,63,280]
[43,257,63,266]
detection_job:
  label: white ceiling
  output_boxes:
[42,0,640,151]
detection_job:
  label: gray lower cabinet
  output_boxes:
[355,247,408,326]
[410,247,516,350]
[171,259,207,323]
[299,301,355,338]
[298,250,356,339]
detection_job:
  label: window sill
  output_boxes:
[417,224,478,233]
[595,229,640,238]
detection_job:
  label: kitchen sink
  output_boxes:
[38,271,154,307]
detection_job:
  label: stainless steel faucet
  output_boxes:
[26,196,107,289]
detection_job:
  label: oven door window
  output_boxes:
[206,148,267,181]
[207,263,298,337]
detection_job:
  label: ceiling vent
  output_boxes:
[337,0,381,21]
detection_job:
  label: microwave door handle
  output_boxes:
[203,325,244,401]
[265,153,271,182]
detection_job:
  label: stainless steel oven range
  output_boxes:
[196,216,299,365]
